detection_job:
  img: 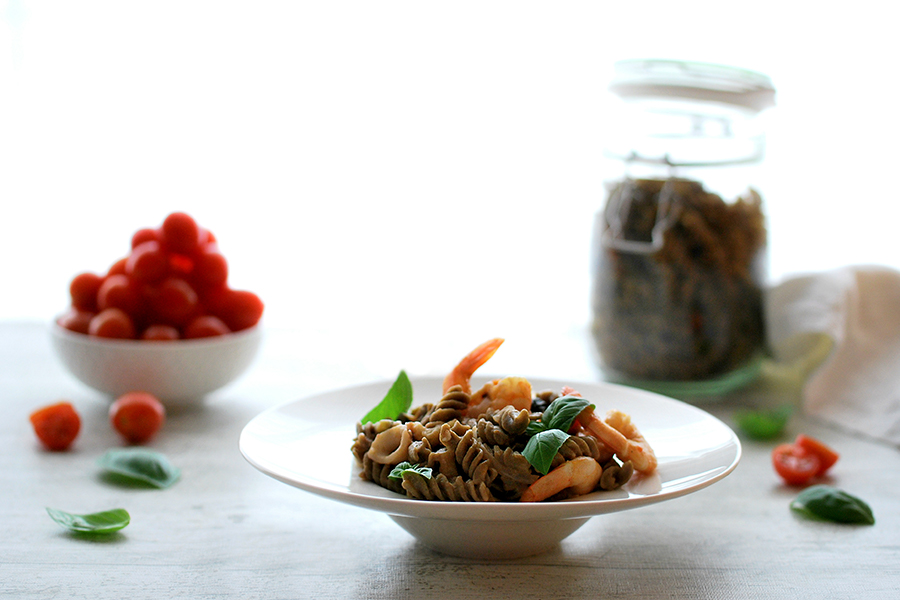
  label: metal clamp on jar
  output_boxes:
[591,60,775,394]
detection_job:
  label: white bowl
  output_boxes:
[240,376,741,559]
[51,322,262,407]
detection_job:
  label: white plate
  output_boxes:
[240,376,740,559]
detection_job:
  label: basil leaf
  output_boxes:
[388,461,432,481]
[790,485,875,525]
[97,448,181,489]
[542,396,594,432]
[46,507,130,534]
[361,370,413,425]
[523,429,570,475]
[734,406,793,440]
[525,421,548,437]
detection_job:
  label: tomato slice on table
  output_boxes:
[772,443,821,485]
[794,434,839,476]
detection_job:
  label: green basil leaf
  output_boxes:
[361,370,413,425]
[388,461,432,481]
[97,448,181,489]
[523,429,570,475]
[525,421,548,437]
[46,507,130,534]
[734,406,793,440]
[790,485,875,525]
[542,396,594,433]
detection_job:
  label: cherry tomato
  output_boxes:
[109,392,166,444]
[772,443,821,485]
[131,227,161,249]
[126,241,168,283]
[89,308,137,339]
[161,212,201,255]
[184,315,231,339]
[107,257,128,277]
[141,324,180,341]
[208,288,264,331]
[795,434,839,476]
[30,402,81,451]
[151,277,199,326]
[97,274,140,315]
[69,272,104,312]
[57,308,95,334]
[168,253,195,277]
[192,247,228,289]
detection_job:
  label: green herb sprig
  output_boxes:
[388,461,433,481]
[361,371,413,425]
[97,448,181,489]
[523,396,594,475]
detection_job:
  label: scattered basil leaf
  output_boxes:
[734,406,792,440]
[97,448,181,489]
[388,461,433,481]
[523,429,571,476]
[46,507,130,534]
[790,485,875,525]
[542,396,594,433]
[361,370,413,425]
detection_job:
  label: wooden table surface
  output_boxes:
[2,320,898,600]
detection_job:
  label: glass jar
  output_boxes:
[591,60,775,388]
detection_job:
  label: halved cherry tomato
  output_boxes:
[30,402,81,451]
[161,212,201,255]
[772,443,821,485]
[109,392,166,444]
[89,308,137,339]
[795,434,839,476]
[69,272,104,312]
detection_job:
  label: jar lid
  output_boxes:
[609,59,776,112]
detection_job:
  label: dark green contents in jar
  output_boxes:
[591,178,766,381]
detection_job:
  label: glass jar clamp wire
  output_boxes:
[591,59,776,398]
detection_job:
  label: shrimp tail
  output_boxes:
[443,338,504,394]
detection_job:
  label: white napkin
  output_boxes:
[766,265,900,447]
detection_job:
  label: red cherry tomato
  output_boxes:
[30,402,81,451]
[772,443,821,485]
[794,434,839,476]
[161,212,201,255]
[209,288,264,331]
[57,308,95,334]
[141,324,181,341]
[184,315,231,338]
[109,392,166,444]
[167,253,195,277]
[107,257,128,277]
[69,272,104,312]
[97,274,140,315]
[131,227,161,249]
[126,241,169,284]
[89,308,137,339]
[151,277,199,326]
[192,247,228,289]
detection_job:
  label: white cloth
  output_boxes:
[766,265,900,447]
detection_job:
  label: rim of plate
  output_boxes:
[239,376,741,522]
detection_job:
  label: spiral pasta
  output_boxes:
[352,377,642,502]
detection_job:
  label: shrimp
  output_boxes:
[576,408,657,475]
[442,337,504,394]
[468,376,533,419]
[520,456,603,502]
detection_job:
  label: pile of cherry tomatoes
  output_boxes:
[57,212,263,340]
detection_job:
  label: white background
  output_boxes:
[2,1,898,372]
